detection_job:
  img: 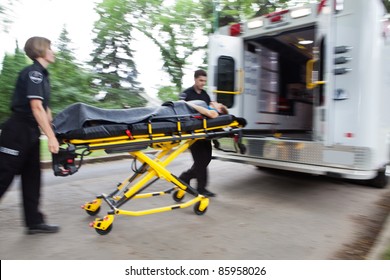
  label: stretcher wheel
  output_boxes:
[172,190,185,202]
[95,224,113,235]
[85,206,101,216]
[194,201,207,215]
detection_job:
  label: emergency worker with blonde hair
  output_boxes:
[0,36,60,234]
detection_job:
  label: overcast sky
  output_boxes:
[0,0,98,61]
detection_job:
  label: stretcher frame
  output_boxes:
[57,116,245,235]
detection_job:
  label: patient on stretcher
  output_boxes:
[186,101,228,119]
[52,100,238,141]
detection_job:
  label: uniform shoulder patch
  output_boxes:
[28,71,43,84]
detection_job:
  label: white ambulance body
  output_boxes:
[208,0,390,187]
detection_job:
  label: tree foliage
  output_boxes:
[0,43,28,123]
[132,0,208,93]
[90,0,146,108]
[384,0,390,11]
[157,85,180,102]
[49,27,98,115]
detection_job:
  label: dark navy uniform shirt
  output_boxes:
[179,86,211,105]
[11,60,51,119]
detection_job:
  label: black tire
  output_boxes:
[173,190,185,202]
[85,206,101,216]
[238,143,246,154]
[95,224,113,235]
[193,201,207,215]
[367,169,388,189]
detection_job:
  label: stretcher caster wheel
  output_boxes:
[90,214,115,235]
[82,199,102,216]
[95,224,113,235]
[173,190,185,202]
[85,206,101,216]
[194,201,208,215]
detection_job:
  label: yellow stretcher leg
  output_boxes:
[86,139,210,235]
[81,147,173,214]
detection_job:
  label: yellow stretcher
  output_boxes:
[53,114,246,235]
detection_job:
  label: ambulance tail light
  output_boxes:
[229,23,241,36]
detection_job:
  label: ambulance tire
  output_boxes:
[367,168,388,189]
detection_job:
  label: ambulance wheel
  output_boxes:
[368,169,388,189]
[95,224,113,235]
[194,201,207,215]
[173,190,185,202]
[238,143,246,154]
[85,206,101,216]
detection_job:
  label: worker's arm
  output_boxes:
[30,99,59,154]
[46,107,53,123]
[187,102,219,119]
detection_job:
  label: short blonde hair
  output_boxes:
[24,36,51,60]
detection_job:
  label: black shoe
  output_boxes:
[27,223,60,235]
[198,189,216,197]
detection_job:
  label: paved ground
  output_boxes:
[1,154,390,260]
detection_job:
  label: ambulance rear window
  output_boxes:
[216,56,235,108]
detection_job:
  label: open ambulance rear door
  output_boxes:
[208,33,244,117]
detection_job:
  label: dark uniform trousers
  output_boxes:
[0,115,44,227]
[179,139,212,192]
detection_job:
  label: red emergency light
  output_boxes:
[230,23,241,36]
[317,0,327,14]
[265,9,289,18]
[265,9,289,23]
[270,15,282,23]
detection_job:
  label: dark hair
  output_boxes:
[194,69,207,79]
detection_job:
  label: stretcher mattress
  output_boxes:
[53,101,245,141]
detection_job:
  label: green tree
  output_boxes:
[134,0,207,93]
[157,85,180,102]
[49,27,97,115]
[0,43,28,123]
[384,0,390,11]
[90,0,146,108]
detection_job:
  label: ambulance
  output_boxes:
[208,0,390,187]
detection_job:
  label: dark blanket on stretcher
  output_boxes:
[53,101,246,141]
[53,100,202,135]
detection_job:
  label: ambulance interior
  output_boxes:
[244,25,318,140]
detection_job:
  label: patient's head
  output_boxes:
[210,102,229,115]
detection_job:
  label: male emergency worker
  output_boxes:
[0,37,60,234]
[178,69,216,197]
